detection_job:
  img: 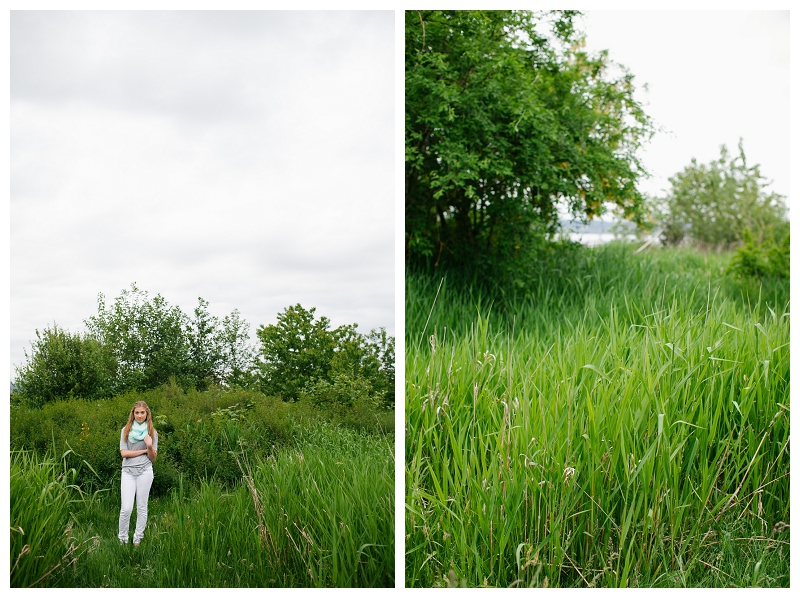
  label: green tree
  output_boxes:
[219,309,257,388]
[257,305,395,406]
[186,298,257,390]
[406,10,653,276]
[13,324,116,406]
[256,304,338,401]
[186,298,224,390]
[364,328,395,408]
[656,141,788,248]
[85,284,190,392]
[15,285,260,401]
[324,325,396,409]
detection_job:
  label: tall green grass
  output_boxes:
[406,244,790,587]
[241,423,394,586]
[10,384,394,587]
[10,449,101,587]
[11,422,394,587]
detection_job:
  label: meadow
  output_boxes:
[11,387,394,588]
[405,243,789,587]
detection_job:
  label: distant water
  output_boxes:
[560,218,639,247]
[567,232,636,247]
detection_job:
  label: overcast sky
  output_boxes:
[6,9,793,377]
[10,10,394,376]
[580,10,789,211]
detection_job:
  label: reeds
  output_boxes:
[406,245,790,587]
[10,449,99,587]
[11,422,393,587]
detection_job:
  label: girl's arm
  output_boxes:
[120,449,148,458]
[144,434,158,462]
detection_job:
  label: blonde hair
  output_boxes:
[123,401,156,442]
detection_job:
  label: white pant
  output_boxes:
[118,468,154,544]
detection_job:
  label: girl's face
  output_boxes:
[133,407,148,424]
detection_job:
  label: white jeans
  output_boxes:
[118,468,154,544]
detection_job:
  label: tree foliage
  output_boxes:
[186,299,256,390]
[728,227,790,280]
[256,304,338,402]
[14,287,393,413]
[405,10,653,275]
[656,141,788,248]
[257,304,395,406]
[86,284,191,393]
[13,325,117,406]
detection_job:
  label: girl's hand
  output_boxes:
[144,435,153,447]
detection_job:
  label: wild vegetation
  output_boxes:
[405,244,789,588]
[652,141,788,251]
[11,386,394,588]
[14,285,394,410]
[405,10,789,588]
[405,10,653,282]
[11,296,394,588]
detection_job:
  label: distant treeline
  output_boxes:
[13,284,394,409]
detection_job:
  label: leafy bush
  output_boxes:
[300,372,374,409]
[728,227,790,280]
[655,141,787,248]
[10,384,392,496]
[256,304,395,405]
[13,325,117,406]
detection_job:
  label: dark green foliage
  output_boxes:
[256,304,339,401]
[406,10,653,277]
[13,325,117,406]
[256,304,395,407]
[85,284,192,392]
[656,141,788,248]
[15,286,393,422]
[728,227,790,280]
[10,384,393,497]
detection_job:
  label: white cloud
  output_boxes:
[10,10,395,375]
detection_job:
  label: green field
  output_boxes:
[405,244,789,587]
[11,389,394,588]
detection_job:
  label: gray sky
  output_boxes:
[7,9,793,376]
[580,10,789,210]
[10,10,395,376]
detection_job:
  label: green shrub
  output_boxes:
[13,325,116,407]
[300,372,375,409]
[10,383,393,497]
[728,227,789,280]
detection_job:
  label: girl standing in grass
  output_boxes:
[118,401,158,546]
